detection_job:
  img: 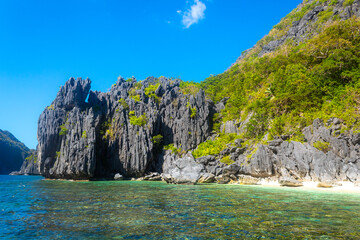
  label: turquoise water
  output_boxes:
[1,175,360,239]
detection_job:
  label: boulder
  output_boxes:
[114,173,123,180]
[237,175,260,185]
[279,178,303,187]
[215,175,231,184]
[317,182,333,188]
[143,172,162,181]
[198,173,215,183]
[162,153,204,184]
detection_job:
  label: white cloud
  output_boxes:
[181,0,206,28]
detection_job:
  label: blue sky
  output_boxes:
[0,0,302,148]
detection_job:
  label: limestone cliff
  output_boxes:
[37,77,214,180]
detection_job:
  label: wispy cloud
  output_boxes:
[181,0,206,28]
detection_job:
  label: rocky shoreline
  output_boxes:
[40,175,360,194]
[22,77,357,187]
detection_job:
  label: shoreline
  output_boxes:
[39,177,360,194]
[252,180,360,194]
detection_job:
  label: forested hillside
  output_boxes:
[200,0,360,146]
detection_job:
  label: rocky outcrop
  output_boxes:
[11,149,40,175]
[37,77,214,180]
[0,129,32,174]
[162,152,204,184]
[235,0,360,62]
[187,118,360,185]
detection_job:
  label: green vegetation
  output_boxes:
[220,155,235,165]
[343,0,354,7]
[144,83,160,103]
[55,151,60,159]
[201,18,360,140]
[25,153,37,163]
[129,82,143,103]
[190,107,197,118]
[329,0,338,6]
[152,134,163,145]
[313,140,331,152]
[192,133,241,158]
[163,144,181,155]
[47,104,54,110]
[129,113,147,127]
[82,131,87,139]
[179,81,201,96]
[129,88,141,102]
[118,98,129,110]
[186,102,197,118]
[212,113,222,133]
[317,7,334,24]
[105,128,115,140]
[59,124,68,136]
[100,119,114,140]
[246,146,258,160]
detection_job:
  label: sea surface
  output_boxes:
[1,175,360,239]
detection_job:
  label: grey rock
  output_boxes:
[220,120,239,134]
[162,153,204,184]
[241,145,274,178]
[14,149,40,175]
[215,175,231,184]
[37,77,215,180]
[353,133,360,145]
[114,173,123,180]
[143,172,162,181]
[268,139,283,147]
[222,164,240,176]
[234,138,243,147]
[198,173,215,183]
[195,155,216,165]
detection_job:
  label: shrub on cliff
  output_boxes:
[144,83,160,103]
[129,113,147,127]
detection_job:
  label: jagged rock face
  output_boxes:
[234,0,360,62]
[0,130,31,174]
[11,149,40,175]
[260,0,360,56]
[193,118,360,185]
[37,77,214,180]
